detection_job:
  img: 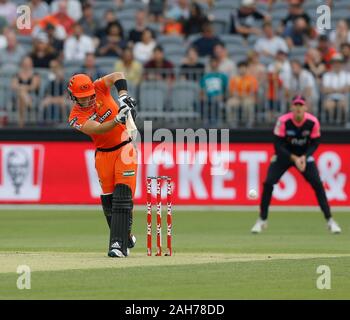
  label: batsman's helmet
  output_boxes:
[67,73,96,109]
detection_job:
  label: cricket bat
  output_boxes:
[126,110,138,141]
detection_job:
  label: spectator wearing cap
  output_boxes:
[322,54,350,122]
[115,47,143,86]
[304,48,326,86]
[230,0,269,39]
[340,43,350,72]
[64,22,95,62]
[0,0,17,27]
[183,2,209,38]
[329,20,350,51]
[133,28,157,64]
[40,59,68,121]
[191,22,222,57]
[317,35,337,70]
[212,42,237,79]
[79,53,104,80]
[286,59,318,111]
[78,3,99,38]
[30,33,58,68]
[227,60,258,125]
[180,46,205,81]
[200,55,228,124]
[0,30,26,67]
[254,22,289,58]
[97,22,126,58]
[51,0,82,22]
[11,56,41,127]
[129,10,149,44]
[144,45,175,81]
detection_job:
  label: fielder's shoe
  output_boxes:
[251,218,268,234]
[327,218,341,234]
[128,234,137,249]
[108,242,130,258]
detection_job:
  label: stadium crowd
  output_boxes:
[0,0,349,128]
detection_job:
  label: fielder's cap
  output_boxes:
[292,95,306,105]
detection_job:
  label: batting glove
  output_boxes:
[114,105,131,124]
[119,94,137,110]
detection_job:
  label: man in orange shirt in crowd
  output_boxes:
[226,61,258,125]
[68,72,137,258]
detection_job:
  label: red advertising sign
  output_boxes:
[0,142,349,205]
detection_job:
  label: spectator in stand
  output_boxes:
[97,22,126,58]
[280,1,311,34]
[28,0,50,21]
[51,0,82,22]
[322,54,350,122]
[129,10,149,44]
[268,49,292,86]
[329,20,350,51]
[64,22,95,62]
[148,0,166,23]
[286,59,318,110]
[180,46,205,81]
[0,26,7,50]
[115,47,143,86]
[32,15,67,41]
[0,30,26,67]
[133,28,157,64]
[11,56,41,128]
[200,55,228,124]
[265,62,283,122]
[191,22,222,57]
[0,0,17,27]
[40,59,67,121]
[230,0,269,39]
[283,16,313,48]
[45,23,64,58]
[51,0,76,36]
[183,2,209,38]
[247,50,266,85]
[79,53,104,80]
[340,43,350,72]
[163,13,184,36]
[78,2,99,38]
[317,35,337,70]
[166,0,190,22]
[144,45,175,81]
[30,33,58,68]
[304,48,326,85]
[226,60,258,125]
[254,22,289,58]
[96,11,124,40]
[212,42,237,79]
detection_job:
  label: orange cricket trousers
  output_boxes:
[95,142,138,195]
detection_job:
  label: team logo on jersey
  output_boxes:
[89,113,98,121]
[80,84,90,90]
[286,130,296,136]
[302,130,310,136]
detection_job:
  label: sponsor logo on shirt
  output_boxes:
[290,137,307,146]
[122,170,135,177]
[286,130,296,136]
[302,130,310,137]
[69,117,78,126]
[99,109,112,123]
[89,113,98,121]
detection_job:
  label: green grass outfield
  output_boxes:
[0,209,349,299]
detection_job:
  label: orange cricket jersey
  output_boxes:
[68,78,127,149]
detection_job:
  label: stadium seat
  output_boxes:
[138,81,168,118]
[158,35,185,46]
[95,57,118,68]
[212,19,228,34]
[169,80,201,120]
[211,8,232,25]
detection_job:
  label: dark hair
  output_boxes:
[319,34,328,42]
[291,59,302,66]
[237,60,248,68]
[340,42,350,50]
[154,45,164,53]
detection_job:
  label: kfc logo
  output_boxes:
[0,145,44,200]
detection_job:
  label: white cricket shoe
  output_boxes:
[251,218,268,234]
[327,218,341,234]
[108,242,130,258]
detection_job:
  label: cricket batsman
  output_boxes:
[68,72,138,258]
[251,95,342,234]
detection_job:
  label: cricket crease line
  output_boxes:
[1,252,350,274]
